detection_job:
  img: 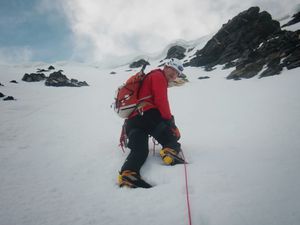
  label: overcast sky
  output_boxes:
[0,0,299,65]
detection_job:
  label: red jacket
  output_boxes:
[129,69,172,120]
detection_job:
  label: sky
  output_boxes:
[0,0,299,65]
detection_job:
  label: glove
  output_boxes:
[166,116,181,140]
[171,126,181,140]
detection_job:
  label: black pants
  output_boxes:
[121,109,181,174]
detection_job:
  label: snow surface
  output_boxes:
[1,63,300,225]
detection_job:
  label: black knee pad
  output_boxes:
[151,122,181,152]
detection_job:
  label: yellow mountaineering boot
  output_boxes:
[118,170,152,188]
[160,147,185,165]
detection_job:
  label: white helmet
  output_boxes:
[165,58,184,75]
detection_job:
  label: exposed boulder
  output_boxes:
[129,59,150,68]
[45,71,89,87]
[0,92,4,97]
[3,96,15,101]
[70,79,89,87]
[48,65,55,70]
[10,80,18,84]
[198,76,210,80]
[165,45,186,60]
[0,82,4,86]
[22,73,47,82]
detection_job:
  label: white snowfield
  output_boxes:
[0,62,300,225]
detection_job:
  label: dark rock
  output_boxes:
[129,59,150,68]
[110,71,117,74]
[70,79,89,87]
[282,48,300,70]
[22,73,46,82]
[3,96,15,101]
[0,92,4,97]
[77,81,89,86]
[165,45,186,59]
[227,29,300,79]
[204,66,216,71]
[222,61,237,69]
[187,47,194,52]
[189,7,280,67]
[10,80,18,84]
[227,60,265,79]
[282,11,300,28]
[45,71,88,87]
[37,65,55,72]
[37,68,47,72]
[259,65,283,78]
[70,79,78,83]
[182,61,190,67]
[259,55,283,78]
[45,71,69,86]
[198,76,210,80]
[0,82,4,86]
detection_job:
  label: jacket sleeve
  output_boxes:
[151,72,172,120]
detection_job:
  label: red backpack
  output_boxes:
[113,65,151,118]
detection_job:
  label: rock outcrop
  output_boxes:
[188,7,281,68]
[129,59,150,68]
[227,30,300,79]
[45,71,89,87]
[184,6,300,79]
[165,45,186,60]
[3,96,15,101]
[22,73,47,82]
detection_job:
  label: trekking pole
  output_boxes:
[181,150,193,225]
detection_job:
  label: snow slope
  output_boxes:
[1,63,300,225]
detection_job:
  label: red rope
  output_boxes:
[181,150,192,225]
[150,141,192,224]
[119,122,127,153]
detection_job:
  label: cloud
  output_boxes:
[35,0,300,64]
[55,0,221,64]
